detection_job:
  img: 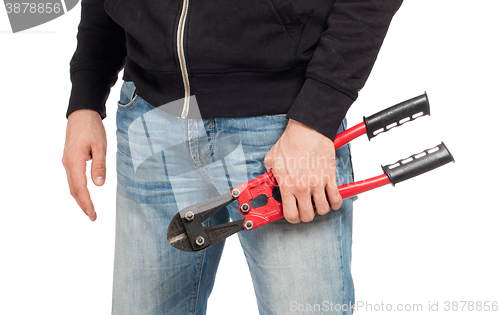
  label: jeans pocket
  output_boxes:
[117,81,139,111]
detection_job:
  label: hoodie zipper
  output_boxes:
[176,0,190,118]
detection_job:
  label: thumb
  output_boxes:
[91,145,106,186]
[264,154,273,173]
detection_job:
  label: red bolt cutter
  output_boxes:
[167,93,455,252]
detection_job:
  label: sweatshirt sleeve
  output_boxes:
[66,0,127,119]
[286,0,404,140]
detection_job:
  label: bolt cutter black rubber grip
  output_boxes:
[363,93,430,140]
[167,93,454,252]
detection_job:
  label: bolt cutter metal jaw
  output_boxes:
[167,191,244,252]
[166,171,283,252]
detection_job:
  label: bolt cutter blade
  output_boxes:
[167,213,194,252]
[166,191,246,252]
[167,212,245,252]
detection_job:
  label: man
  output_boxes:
[63,0,403,313]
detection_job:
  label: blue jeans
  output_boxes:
[112,81,356,314]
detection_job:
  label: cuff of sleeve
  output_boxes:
[286,77,356,141]
[66,69,118,119]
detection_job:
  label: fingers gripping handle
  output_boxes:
[364,93,430,140]
[382,142,455,186]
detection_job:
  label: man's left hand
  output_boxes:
[264,119,342,224]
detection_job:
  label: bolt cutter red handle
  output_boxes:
[232,144,454,231]
[167,93,454,252]
[230,140,452,231]
[230,170,391,231]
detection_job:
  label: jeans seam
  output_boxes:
[338,119,348,313]
[339,213,346,315]
[188,120,210,182]
[188,120,199,162]
[195,161,212,183]
[192,185,215,314]
[192,250,207,315]
[196,119,215,162]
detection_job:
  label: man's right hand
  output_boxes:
[62,109,107,221]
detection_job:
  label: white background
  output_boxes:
[1,1,499,314]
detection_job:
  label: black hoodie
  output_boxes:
[67,0,403,140]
